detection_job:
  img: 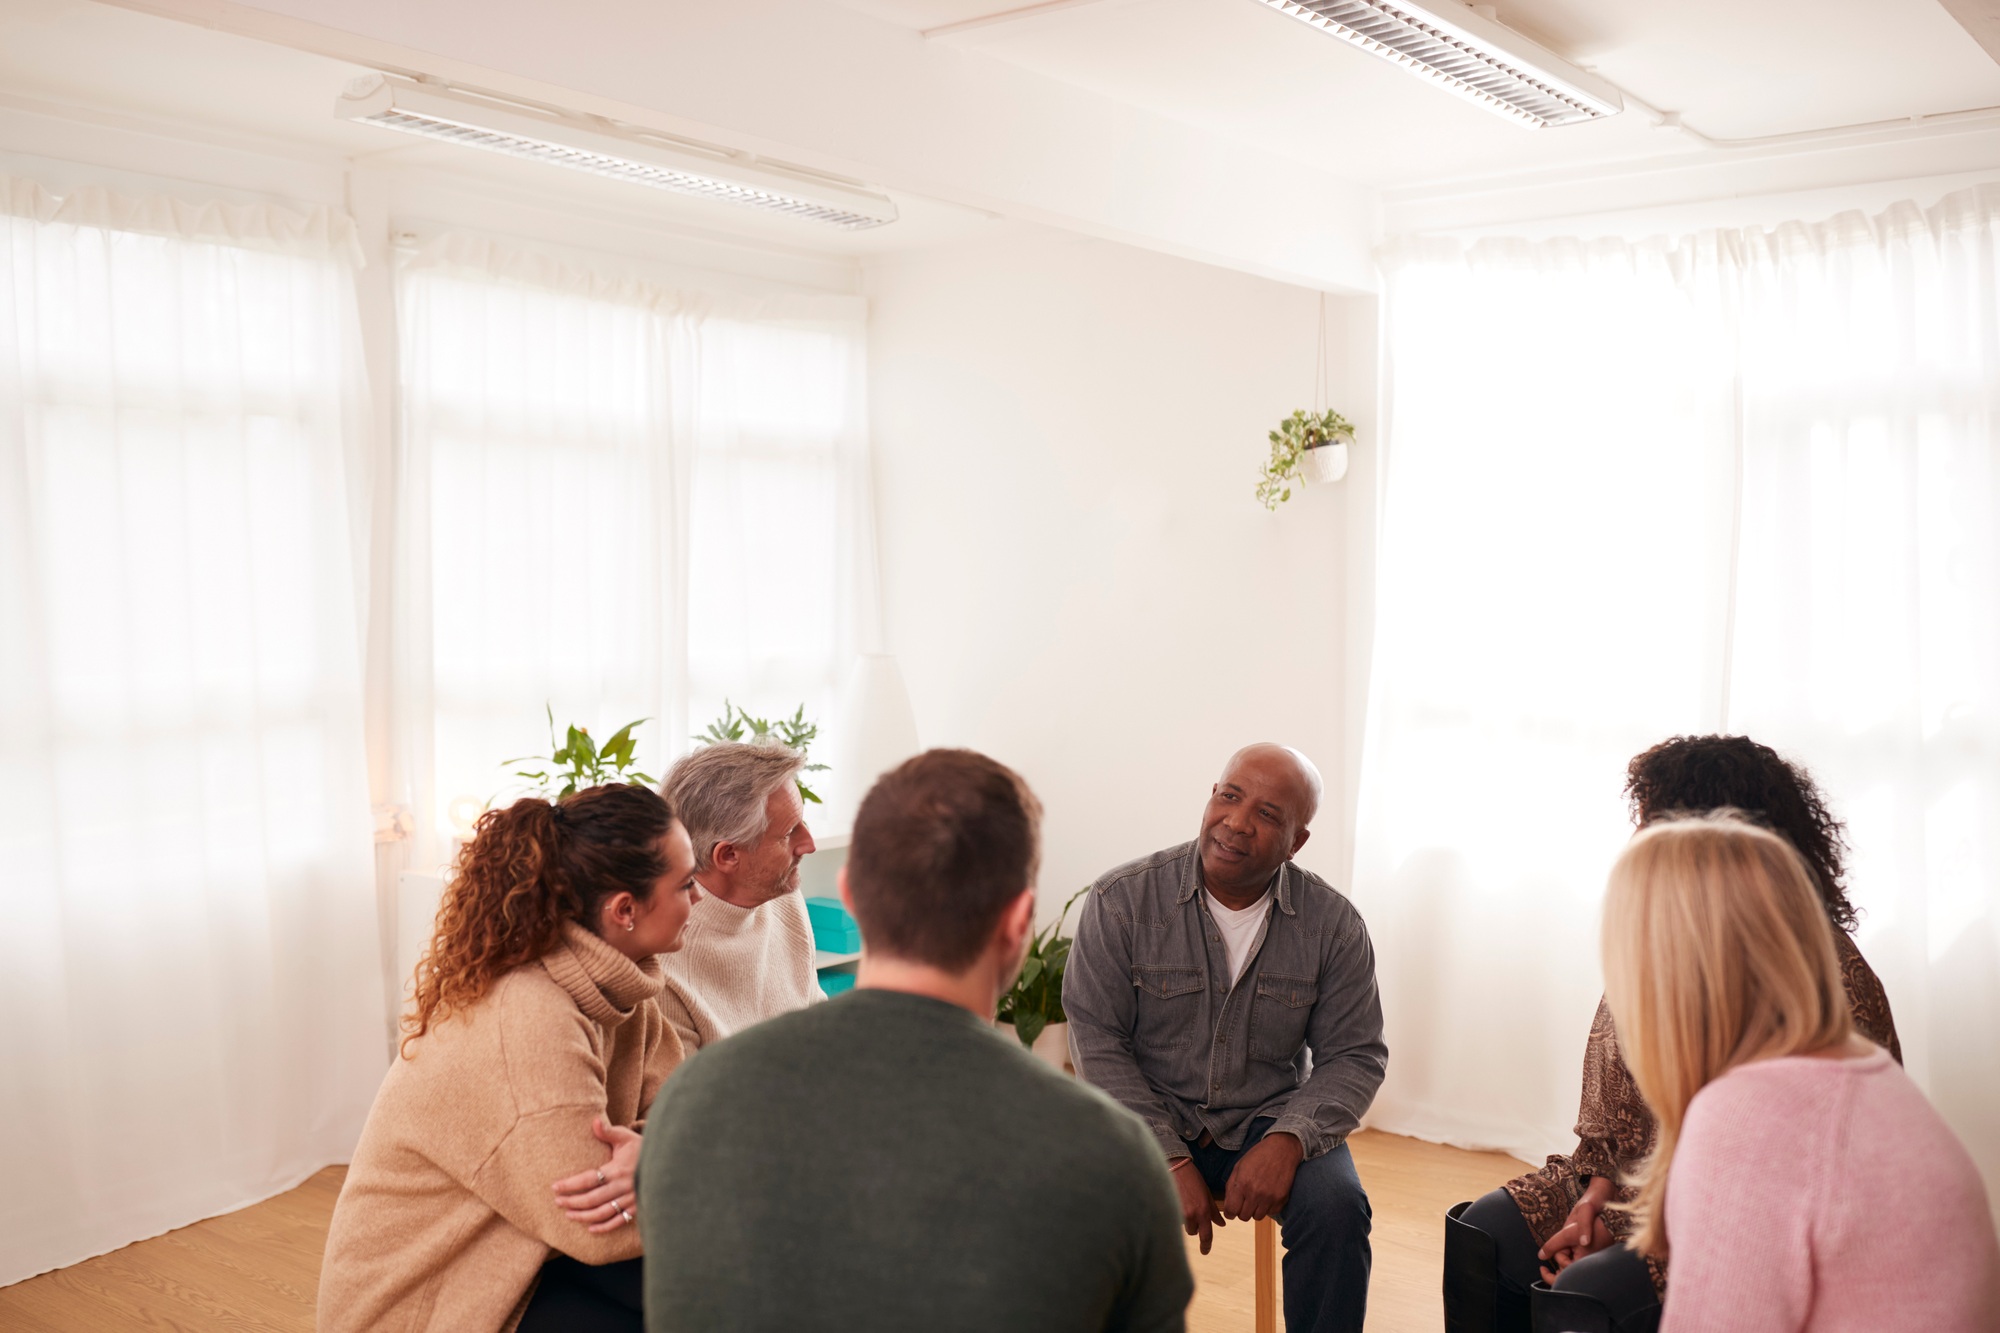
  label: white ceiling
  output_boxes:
[4,0,1999,287]
[840,0,2000,187]
[0,0,1002,257]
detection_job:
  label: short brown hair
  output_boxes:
[846,749,1042,971]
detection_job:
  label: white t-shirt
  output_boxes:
[1204,889,1274,987]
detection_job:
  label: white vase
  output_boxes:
[1001,1019,1074,1073]
[1298,435,1351,484]
[1030,1020,1072,1074]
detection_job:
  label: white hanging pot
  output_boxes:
[1298,432,1352,485]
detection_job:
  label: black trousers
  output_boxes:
[517,1254,644,1333]
[1457,1188,1660,1333]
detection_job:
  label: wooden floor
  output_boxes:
[1185,1130,1529,1333]
[0,1131,1527,1333]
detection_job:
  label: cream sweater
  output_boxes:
[317,923,683,1333]
[657,887,822,1051]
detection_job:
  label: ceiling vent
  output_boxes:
[336,77,899,230]
[1257,0,1622,128]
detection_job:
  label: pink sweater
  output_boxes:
[1662,1046,2000,1333]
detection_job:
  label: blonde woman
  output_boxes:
[1448,737,1902,1333]
[318,783,699,1333]
[1598,814,1998,1332]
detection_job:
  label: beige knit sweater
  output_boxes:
[657,887,822,1051]
[317,923,684,1333]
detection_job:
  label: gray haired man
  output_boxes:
[658,743,822,1051]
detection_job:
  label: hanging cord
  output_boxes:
[1313,292,1328,415]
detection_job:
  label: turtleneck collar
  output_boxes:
[689,887,776,937]
[541,921,664,1025]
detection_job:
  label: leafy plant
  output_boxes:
[506,706,657,799]
[1255,407,1354,510]
[997,886,1092,1048]
[695,700,831,805]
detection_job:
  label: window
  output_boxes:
[0,182,383,1282]
[394,243,874,854]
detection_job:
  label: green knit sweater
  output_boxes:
[637,987,1192,1333]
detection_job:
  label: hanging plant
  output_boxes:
[1256,407,1354,510]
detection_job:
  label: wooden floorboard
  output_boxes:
[0,1134,1528,1332]
[1184,1130,1529,1333]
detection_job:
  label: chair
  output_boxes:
[1253,1214,1277,1333]
[1203,1186,1279,1333]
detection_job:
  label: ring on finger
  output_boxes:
[619,1207,633,1224]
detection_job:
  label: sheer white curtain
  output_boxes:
[394,237,875,868]
[0,178,385,1284]
[684,308,877,759]
[1356,185,2000,1218]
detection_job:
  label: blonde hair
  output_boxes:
[1601,812,1853,1255]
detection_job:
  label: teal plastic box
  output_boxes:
[819,969,857,997]
[805,896,861,953]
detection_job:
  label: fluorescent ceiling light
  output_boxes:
[336,77,899,230]
[1257,0,1622,129]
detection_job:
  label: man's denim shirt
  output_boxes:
[1063,841,1388,1164]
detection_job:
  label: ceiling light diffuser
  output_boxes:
[1257,0,1622,128]
[337,77,899,230]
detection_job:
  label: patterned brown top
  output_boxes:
[1502,930,1901,1295]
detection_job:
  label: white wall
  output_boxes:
[865,228,1376,921]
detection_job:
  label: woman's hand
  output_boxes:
[552,1116,643,1234]
[1538,1176,1616,1284]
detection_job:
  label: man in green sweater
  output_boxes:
[637,748,1194,1333]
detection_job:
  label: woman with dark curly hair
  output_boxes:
[1443,736,1901,1333]
[317,783,699,1333]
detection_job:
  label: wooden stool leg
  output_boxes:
[1254,1214,1277,1333]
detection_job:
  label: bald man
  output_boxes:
[1064,744,1387,1333]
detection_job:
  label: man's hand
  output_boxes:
[1538,1176,1615,1284]
[1171,1158,1226,1254]
[1221,1132,1303,1222]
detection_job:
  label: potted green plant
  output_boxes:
[997,886,1091,1070]
[1256,407,1354,509]
[695,700,831,804]
[505,706,658,798]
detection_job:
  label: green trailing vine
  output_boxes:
[1256,407,1354,510]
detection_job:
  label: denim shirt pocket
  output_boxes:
[1131,964,1205,1052]
[1248,971,1317,1063]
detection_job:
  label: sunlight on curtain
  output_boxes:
[685,314,874,756]
[0,179,383,1285]
[395,239,874,866]
[1359,187,2000,1217]
[395,251,676,869]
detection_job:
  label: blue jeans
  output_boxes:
[1185,1117,1371,1333]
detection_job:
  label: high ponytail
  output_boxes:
[403,783,675,1054]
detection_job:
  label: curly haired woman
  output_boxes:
[317,783,699,1333]
[1443,736,1902,1333]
